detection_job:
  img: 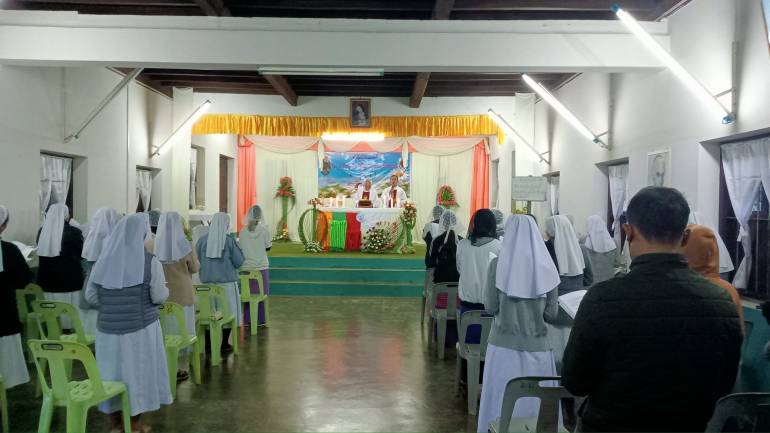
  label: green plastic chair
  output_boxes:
[194,284,239,366]
[238,269,269,335]
[0,374,7,433]
[32,301,95,347]
[488,376,573,433]
[16,284,45,360]
[427,282,458,359]
[159,302,201,398]
[454,310,493,415]
[28,339,131,433]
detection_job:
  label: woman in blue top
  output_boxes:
[196,212,244,354]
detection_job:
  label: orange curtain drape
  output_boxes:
[236,135,256,231]
[193,114,505,143]
[470,142,490,218]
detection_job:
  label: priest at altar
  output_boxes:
[380,175,408,209]
[353,179,380,207]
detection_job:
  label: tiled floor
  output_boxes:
[8,296,477,432]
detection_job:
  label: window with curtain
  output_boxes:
[608,164,629,248]
[719,135,770,299]
[40,154,73,216]
[136,169,153,213]
[543,173,560,216]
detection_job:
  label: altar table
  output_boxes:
[316,207,403,251]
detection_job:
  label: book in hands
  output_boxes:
[11,241,36,262]
[558,290,587,319]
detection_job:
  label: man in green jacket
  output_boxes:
[562,186,743,432]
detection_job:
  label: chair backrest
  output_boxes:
[32,300,88,344]
[194,284,230,318]
[457,310,493,357]
[238,269,265,298]
[706,393,770,432]
[16,283,45,321]
[27,339,105,402]
[159,302,192,341]
[498,376,574,433]
[430,283,458,319]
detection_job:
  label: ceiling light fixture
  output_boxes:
[522,74,608,149]
[152,100,212,157]
[321,132,385,142]
[613,4,733,124]
[259,67,384,77]
[487,109,550,165]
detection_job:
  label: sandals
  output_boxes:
[176,370,190,383]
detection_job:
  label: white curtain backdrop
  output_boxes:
[545,175,560,217]
[721,137,770,288]
[136,169,153,211]
[40,154,72,215]
[608,164,629,248]
[189,148,197,209]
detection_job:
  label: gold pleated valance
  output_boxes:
[192,114,505,143]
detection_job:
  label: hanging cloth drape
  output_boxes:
[237,136,257,231]
[721,138,770,289]
[190,148,198,209]
[470,142,490,218]
[608,164,629,247]
[40,154,72,215]
[135,169,153,211]
[345,212,362,251]
[545,176,560,217]
[330,213,348,251]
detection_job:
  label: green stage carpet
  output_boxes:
[268,242,426,259]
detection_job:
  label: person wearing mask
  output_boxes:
[0,206,33,390]
[238,205,272,326]
[85,213,172,433]
[544,215,593,294]
[150,211,199,382]
[380,174,408,208]
[428,210,462,286]
[37,203,85,329]
[456,209,501,344]
[477,215,561,433]
[80,207,120,334]
[562,187,743,432]
[683,224,744,329]
[582,215,617,285]
[423,205,445,264]
[196,212,244,354]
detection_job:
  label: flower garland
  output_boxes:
[402,202,417,228]
[304,241,323,253]
[437,185,458,207]
[274,177,296,242]
[362,222,397,254]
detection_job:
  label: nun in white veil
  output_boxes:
[582,215,617,285]
[80,207,120,334]
[544,215,593,294]
[85,213,172,432]
[477,215,561,432]
[195,212,244,354]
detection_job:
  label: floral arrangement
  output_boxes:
[275,176,296,200]
[308,198,323,207]
[304,241,323,253]
[437,185,458,207]
[401,202,417,228]
[363,222,396,254]
[273,227,291,242]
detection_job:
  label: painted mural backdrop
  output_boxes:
[318,152,411,198]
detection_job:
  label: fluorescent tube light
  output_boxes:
[321,132,385,142]
[613,4,733,124]
[152,100,211,157]
[259,67,384,77]
[522,74,606,148]
[487,109,549,164]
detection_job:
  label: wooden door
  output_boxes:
[219,156,228,213]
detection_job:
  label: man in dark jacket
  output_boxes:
[562,186,743,432]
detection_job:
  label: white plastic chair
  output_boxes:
[454,310,493,415]
[488,376,573,433]
[427,282,458,359]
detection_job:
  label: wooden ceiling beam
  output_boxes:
[452,0,655,11]
[225,0,433,11]
[431,0,455,19]
[263,74,298,106]
[193,0,230,16]
[409,72,430,108]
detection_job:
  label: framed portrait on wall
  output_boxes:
[762,0,770,54]
[350,98,371,128]
[647,149,671,187]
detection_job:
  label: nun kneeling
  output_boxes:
[477,215,561,433]
[85,213,172,433]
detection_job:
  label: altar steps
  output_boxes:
[268,256,424,297]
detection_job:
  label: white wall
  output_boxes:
[532,0,770,234]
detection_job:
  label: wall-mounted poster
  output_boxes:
[318,152,411,198]
[647,149,671,187]
[350,98,371,128]
[763,0,770,54]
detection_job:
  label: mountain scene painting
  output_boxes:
[318,152,411,198]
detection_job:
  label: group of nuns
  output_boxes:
[421,206,621,432]
[0,203,269,432]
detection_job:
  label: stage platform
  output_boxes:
[267,242,426,297]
